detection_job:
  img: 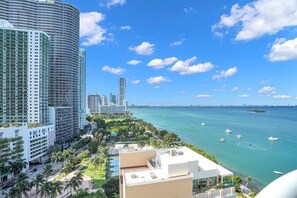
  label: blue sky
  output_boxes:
[67,0,297,105]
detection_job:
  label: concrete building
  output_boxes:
[118,78,126,106]
[0,20,49,124]
[101,95,108,106]
[99,105,126,114]
[87,94,101,114]
[79,49,86,128]
[119,146,235,198]
[109,92,117,105]
[0,0,80,142]
[0,20,54,178]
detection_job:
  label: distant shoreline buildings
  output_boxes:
[87,78,127,115]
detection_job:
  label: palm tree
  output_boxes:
[64,176,80,196]
[7,160,18,179]
[73,189,89,198]
[73,172,84,185]
[33,173,45,198]
[91,155,104,173]
[49,181,63,198]
[38,181,53,198]
[137,140,146,150]
[51,151,63,166]
[43,164,54,180]
[15,173,31,198]
[5,186,21,198]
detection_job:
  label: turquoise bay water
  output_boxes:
[130,107,297,188]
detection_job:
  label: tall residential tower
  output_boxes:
[118,78,126,106]
[0,0,80,142]
[79,49,86,128]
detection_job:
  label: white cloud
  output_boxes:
[213,0,297,40]
[127,60,141,65]
[230,87,239,92]
[261,79,272,83]
[154,86,160,89]
[170,39,185,47]
[184,7,197,13]
[267,38,297,61]
[147,76,171,84]
[258,86,276,94]
[147,57,178,69]
[272,95,291,99]
[106,0,126,7]
[120,25,131,30]
[238,94,250,98]
[129,42,154,56]
[102,65,125,75]
[212,67,238,79]
[170,56,214,75]
[195,94,213,98]
[131,80,140,84]
[80,12,108,46]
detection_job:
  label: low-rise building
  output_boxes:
[119,146,235,198]
[99,105,126,114]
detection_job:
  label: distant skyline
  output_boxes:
[67,0,297,106]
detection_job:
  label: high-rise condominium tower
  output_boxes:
[109,93,116,104]
[118,78,126,106]
[79,49,86,128]
[0,0,80,142]
[0,20,49,124]
[87,95,101,114]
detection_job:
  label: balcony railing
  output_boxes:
[193,187,236,198]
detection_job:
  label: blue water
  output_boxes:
[130,107,297,188]
[109,156,119,177]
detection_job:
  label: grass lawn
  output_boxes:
[104,118,124,123]
[79,159,106,189]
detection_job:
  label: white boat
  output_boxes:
[190,124,195,127]
[225,129,232,133]
[219,138,225,142]
[268,137,279,141]
[236,135,242,139]
[201,122,205,126]
[273,171,284,175]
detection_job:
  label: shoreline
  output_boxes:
[131,114,264,193]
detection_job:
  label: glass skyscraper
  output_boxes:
[0,0,80,142]
[118,78,126,106]
[79,48,86,128]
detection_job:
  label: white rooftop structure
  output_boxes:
[0,19,14,28]
[122,146,233,186]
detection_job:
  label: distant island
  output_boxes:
[247,109,266,113]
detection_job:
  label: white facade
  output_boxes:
[0,123,55,165]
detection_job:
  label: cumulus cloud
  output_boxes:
[170,56,214,75]
[230,87,239,92]
[258,86,276,94]
[106,0,126,7]
[147,57,178,69]
[131,80,140,84]
[238,94,250,98]
[120,25,131,30]
[80,12,108,46]
[267,38,297,61]
[212,67,238,79]
[184,7,197,13]
[213,0,297,40]
[170,39,185,47]
[272,95,291,99]
[147,76,171,84]
[195,94,213,98]
[129,42,154,56]
[127,60,141,65]
[102,65,125,75]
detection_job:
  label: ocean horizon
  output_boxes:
[130,106,297,189]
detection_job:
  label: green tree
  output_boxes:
[43,164,54,180]
[33,173,45,198]
[51,151,64,165]
[163,133,180,147]
[64,175,81,196]
[91,154,105,173]
[73,189,89,198]
[137,140,146,150]
[15,173,31,198]
[102,177,119,198]
[5,186,21,198]
[38,181,52,198]
[50,181,63,198]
